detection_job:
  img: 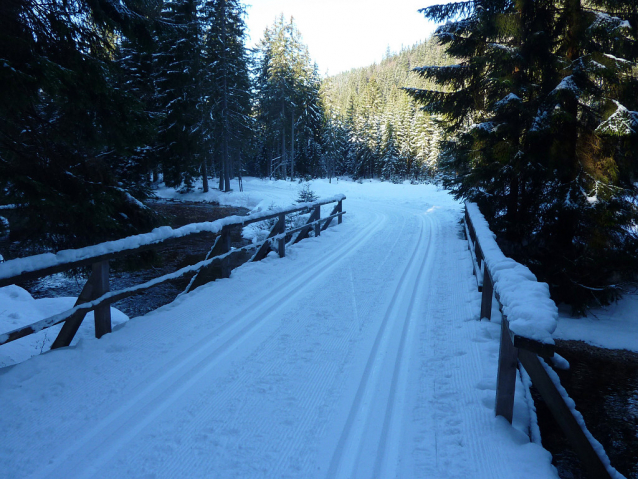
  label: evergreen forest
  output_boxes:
[1,0,637,311]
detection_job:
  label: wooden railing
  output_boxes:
[0,196,345,350]
[464,202,616,479]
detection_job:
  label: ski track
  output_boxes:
[27,206,387,479]
[0,192,558,479]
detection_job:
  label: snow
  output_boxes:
[539,359,624,479]
[0,190,345,282]
[471,121,497,133]
[596,100,638,136]
[495,93,521,109]
[551,75,579,95]
[589,12,632,32]
[554,294,638,352]
[0,178,558,479]
[465,202,558,344]
[0,285,128,368]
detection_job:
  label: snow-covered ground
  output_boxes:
[0,286,128,368]
[0,176,609,478]
[554,294,638,352]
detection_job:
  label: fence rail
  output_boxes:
[0,196,345,350]
[464,202,615,479]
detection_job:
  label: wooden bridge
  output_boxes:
[0,192,620,479]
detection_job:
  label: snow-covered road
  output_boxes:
[0,180,557,478]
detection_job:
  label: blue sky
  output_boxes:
[244,0,442,76]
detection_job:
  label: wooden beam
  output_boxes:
[0,245,256,347]
[338,200,343,224]
[495,317,518,423]
[293,208,319,244]
[92,261,111,339]
[480,268,493,321]
[314,206,321,237]
[277,214,286,258]
[51,269,98,349]
[321,203,339,231]
[252,216,284,262]
[518,349,614,479]
[0,196,346,287]
[0,207,347,347]
[512,334,555,359]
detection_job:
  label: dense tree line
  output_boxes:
[407,0,638,310]
[0,0,254,249]
[320,39,452,181]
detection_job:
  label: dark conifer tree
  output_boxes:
[152,0,204,190]
[201,0,252,192]
[407,0,638,310]
[0,0,160,249]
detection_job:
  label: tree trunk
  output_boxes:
[221,0,231,193]
[291,113,295,179]
[281,100,286,179]
[202,161,209,192]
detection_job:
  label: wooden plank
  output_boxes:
[0,196,346,287]
[480,268,493,321]
[293,208,319,244]
[518,349,614,479]
[495,316,518,422]
[51,269,98,349]
[322,204,339,231]
[184,235,222,294]
[512,334,555,359]
[219,227,232,278]
[475,241,484,270]
[252,217,284,262]
[464,219,483,291]
[92,261,112,338]
[278,214,286,258]
[314,206,321,237]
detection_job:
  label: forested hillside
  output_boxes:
[320,38,453,181]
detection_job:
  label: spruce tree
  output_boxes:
[407,0,638,311]
[201,0,252,192]
[253,16,322,179]
[152,0,204,191]
[0,0,160,249]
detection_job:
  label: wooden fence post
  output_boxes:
[219,226,232,278]
[495,317,518,423]
[518,349,613,479]
[338,200,343,224]
[314,205,321,237]
[278,213,286,258]
[480,268,494,321]
[51,269,98,349]
[92,261,111,339]
[293,207,320,244]
[252,217,283,262]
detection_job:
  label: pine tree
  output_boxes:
[201,0,252,192]
[407,0,638,311]
[0,0,160,249]
[253,16,322,179]
[152,0,204,191]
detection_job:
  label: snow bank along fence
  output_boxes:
[464,202,618,479]
[0,196,345,351]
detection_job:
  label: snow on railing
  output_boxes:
[464,201,620,479]
[0,195,346,350]
[0,195,346,285]
[465,202,558,344]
